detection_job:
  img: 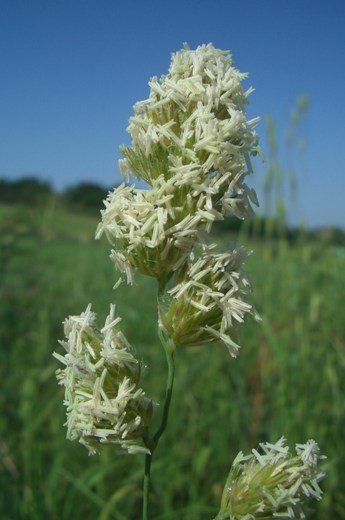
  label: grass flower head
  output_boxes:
[218,437,326,519]
[98,44,260,285]
[120,43,259,223]
[54,304,152,455]
[159,246,253,355]
[96,182,202,284]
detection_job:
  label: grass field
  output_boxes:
[1,200,344,519]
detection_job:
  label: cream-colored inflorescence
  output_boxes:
[218,437,326,519]
[159,246,254,355]
[96,182,201,284]
[97,43,259,284]
[54,305,152,455]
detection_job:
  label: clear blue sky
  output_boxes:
[1,0,344,229]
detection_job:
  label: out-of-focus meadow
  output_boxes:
[1,191,345,519]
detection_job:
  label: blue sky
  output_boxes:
[1,0,344,229]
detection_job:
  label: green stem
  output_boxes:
[142,328,175,520]
[143,452,152,520]
[212,514,228,520]
[153,331,175,444]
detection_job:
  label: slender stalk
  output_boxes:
[212,513,228,520]
[143,452,152,520]
[142,328,175,520]
[153,331,175,444]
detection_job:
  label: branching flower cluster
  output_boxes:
[217,437,325,519]
[160,246,254,355]
[54,43,326,520]
[96,43,259,285]
[54,304,152,455]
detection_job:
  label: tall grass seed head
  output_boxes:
[53,304,152,455]
[98,44,259,285]
[159,246,253,355]
[120,43,259,223]
[96,182,203,284]
[219,437,326,519]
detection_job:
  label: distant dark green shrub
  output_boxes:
[61,182,111,214]
[0,176,52,205]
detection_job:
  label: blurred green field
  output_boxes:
[1,201,344,519]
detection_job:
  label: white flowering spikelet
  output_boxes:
[121,43,259,216]
[96,182,201,284]
[217,437,326,519]
[97,43,259,284]
[54,304,152,455]
[159,246,253,355]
